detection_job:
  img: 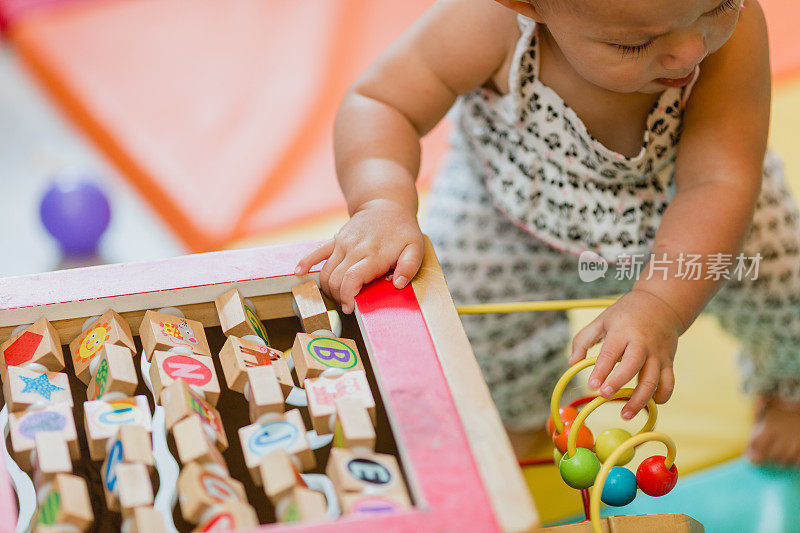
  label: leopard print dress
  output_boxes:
[425,16,800,430]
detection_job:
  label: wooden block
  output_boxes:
[238,409,315,484]
[138,310,210,361]
[32,434,72,489]
[276,486,328,523]
[539,514,704,532]
[291,281,331,334]
[291,333,364,382]
[193,502,259,532]
[122,508,167,533]
[326,448,410,507]
[9,404,78,470]
[305,370,375,434]
[161,379,227,450]
[339,492,411,515]
[83,396,152,461]
[35,473,94,531]
[214,288,270,345]
[3,366,72,412]
[177,462,247,524]
[115,463,154,516]
[219,335,293,395]
[150,350,220,406]
[258,447,307,505]
[0,317,64,379]
[69,309,135,384]
[332,398,376,451]
[87,344,138,401]
[101,425,155,511]
[173,415,229,473]
[244,365,284,422]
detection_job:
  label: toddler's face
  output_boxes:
[534,0,741,93]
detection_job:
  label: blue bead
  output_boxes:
[601,467,637,507]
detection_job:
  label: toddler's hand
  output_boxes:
[295,199,424,314]
[569,289,683,420]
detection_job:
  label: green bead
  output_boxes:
[559,448,601,489]
[596,428,634,465]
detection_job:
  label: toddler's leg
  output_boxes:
[706,153,800,464]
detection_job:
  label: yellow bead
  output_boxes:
[595,428,634,465]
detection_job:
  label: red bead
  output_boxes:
[552,419,594,454]
[547,406,579,436]
[636,455,678,496]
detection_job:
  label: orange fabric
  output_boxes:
[8,0,798,250]
[11,0,446,251]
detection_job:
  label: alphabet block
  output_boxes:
[115,463,154,516]
[332,398,376,452]
[69,309,135,384]
[35,473,94,531]
[276,487,328,523]
[161,379,227,450]
[4,366,72,412]
[326,448,410,508]
[193,502,259,531]
[259,447,307,505]
[214,288,270,345]
[0,317,64,380]
[101,425,155,511]
[83,396,152,461]
[177,463,247,524]
[291,281,331,334]
[305,370,375,434]
[339,492,411,515]
[138,311,210,361]
[150,350,219,406]
[218,335,293,396]
[9,404,78,471]
[244,365,284,422]
[122,508,167,533]
[172,415,229,473]
[87,344,138,401]
[31,434,72,488]
[291,333,363,382]
[238,409,315,484]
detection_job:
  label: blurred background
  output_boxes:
[0,0,798,531]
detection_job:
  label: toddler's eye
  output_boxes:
[615,40,654,58]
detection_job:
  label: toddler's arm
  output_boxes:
[572,1,771,417]
[296,0,518,313]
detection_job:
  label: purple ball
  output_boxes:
[40,177,111,256]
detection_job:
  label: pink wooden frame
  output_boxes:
[0,242,501,532]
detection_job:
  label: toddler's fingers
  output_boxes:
[339,257,389,314]
[621,357,660,420]
[393,241,424,289]
[318,246,345,299]
[569,319,605,365]
[586,330,625,390]
[327,255,361,307]
[599,342,645,397]
[296,240,334,275]
[653,366,675,404]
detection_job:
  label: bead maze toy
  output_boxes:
[0,239,537,532]
[541,357,703,533]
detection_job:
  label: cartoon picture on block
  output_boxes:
[160,321,199,348]
[75,322,110,363]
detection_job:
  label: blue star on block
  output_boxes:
[20,373,64,400]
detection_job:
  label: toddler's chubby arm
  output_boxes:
[571,1,771,418]
[295,0,519,313]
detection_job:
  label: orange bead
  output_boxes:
[547,406,579,436]
[552,420,594,454]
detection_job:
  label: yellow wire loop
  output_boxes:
[590,432,677,533]
[565,388,657,458]
[550,357,597,434]
[456,298,618,315]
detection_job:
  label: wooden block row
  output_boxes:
[0,317,64,380]
[69,309,135,385]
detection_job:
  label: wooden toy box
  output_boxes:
[0,239,537,533]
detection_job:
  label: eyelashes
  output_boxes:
[614,0,739,58]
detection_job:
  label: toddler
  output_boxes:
[296,0,800,464]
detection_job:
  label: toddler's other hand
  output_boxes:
[569,290,683,420]
[295,199,424,314]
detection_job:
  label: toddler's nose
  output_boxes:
[661,32,708,73]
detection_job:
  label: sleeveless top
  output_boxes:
[453,16,700,264]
